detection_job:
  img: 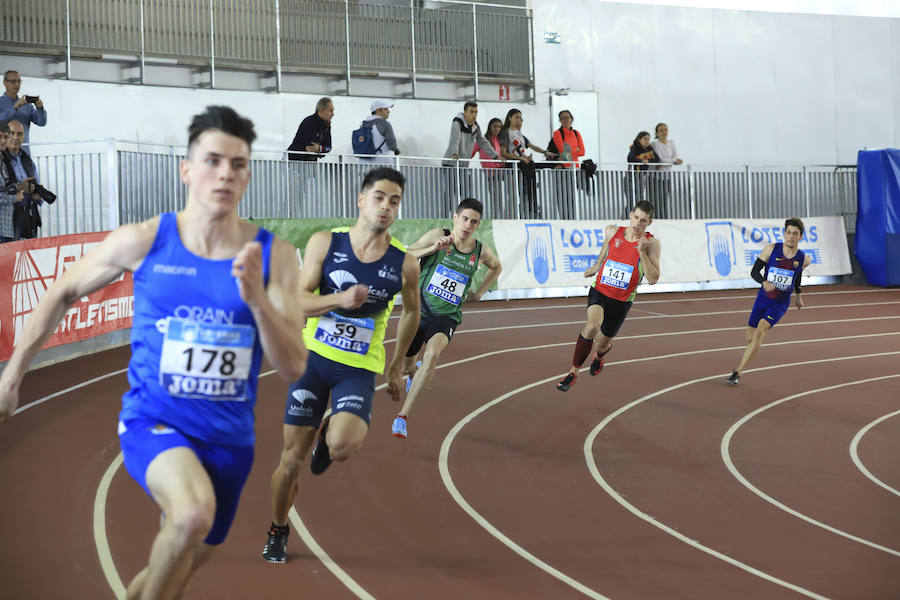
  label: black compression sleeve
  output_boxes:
[751,258,766,284]
[794,270,802,294]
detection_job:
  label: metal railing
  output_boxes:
[0,0,533,91]
[23,140,859,238]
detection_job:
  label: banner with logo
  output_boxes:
[0,233,133,362]
[494,217,851,289]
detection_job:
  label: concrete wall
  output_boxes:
[7,1,898,166]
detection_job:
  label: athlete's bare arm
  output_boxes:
[757,243,776,292]
[386,253,421,401]
[795,253,812,309]
[236,236,307,382]
[296,231,368,317]
[638,236,661,284]
[405,228,453,259]
[466,244,502,302]
[0,219,159,422]
[584,224,618,278]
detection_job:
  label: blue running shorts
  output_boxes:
[283,350,375,428]
[748,295,790,328]
[118,418,254,545]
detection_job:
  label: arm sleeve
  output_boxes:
[286,118,312,156]
[474,129,499,158]
[378,121,399,152]
[751,258,766,284]
[0,96,13,121]
[444,121,461,158]
[794,269,802,293]
[32,105,47,126]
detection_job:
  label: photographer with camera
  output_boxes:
[3,120,54,240]
[0,70,47,149]
[0,121,16,242]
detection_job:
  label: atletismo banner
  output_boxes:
[0,233,134,362]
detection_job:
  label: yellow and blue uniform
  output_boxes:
[284,229,405,427]
[118,212,272,544]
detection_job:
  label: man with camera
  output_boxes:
[2,119,55,239]
[0,71,47,148]
[0,121,15,242]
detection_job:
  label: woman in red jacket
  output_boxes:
[551,110,585,168]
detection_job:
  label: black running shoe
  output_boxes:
[557,372,577,392]
[589,353,605,376]
[310,420,332,475]
[726,371,740,386]
[262,525,288,563]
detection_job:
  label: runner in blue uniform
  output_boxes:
[0,106,307,599]
[263,167,420,563]
[726,217,811,385]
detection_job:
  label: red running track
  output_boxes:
[1,285,899,599]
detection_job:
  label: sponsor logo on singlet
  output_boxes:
[152,264,198,277]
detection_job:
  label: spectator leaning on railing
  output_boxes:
[2,120,46,239]
[443,100,498,167]
[549,110,585,169]
[0,121,16,242]
[287,97,333,161]
[0,71,47,149]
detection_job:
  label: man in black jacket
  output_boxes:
[2,119,43,239]
[287,97,333,161]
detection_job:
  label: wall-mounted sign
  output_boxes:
[543,31,561,44]
[498,84,510,101]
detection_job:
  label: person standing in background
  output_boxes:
[286,97,333,162]
[649,123,683,219]
[0,71,47,148]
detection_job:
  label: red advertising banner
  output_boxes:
[0,232,133,362]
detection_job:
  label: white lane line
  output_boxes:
[849,410,900,498]
[722,373,900,559]
[94,452,126,600]
[288,507,376,600]
[584,352,900,598]
[14,368,128,416]
[383,312,900,344]
[386,287,900,319]
[80,330,900,598]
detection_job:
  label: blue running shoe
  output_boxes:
[392,414,408,439]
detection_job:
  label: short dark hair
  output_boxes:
[316,97,333,112]
[784,217,805,235]
[4,70,18,81]
[456,197,483,217]
[361,167,405,193]
[633,200,655,219]
[463,101,478,111]
[558,110,573,120]
[187,106,256,153]
[654,122,666,138]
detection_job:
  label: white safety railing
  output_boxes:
[22,141,858,237]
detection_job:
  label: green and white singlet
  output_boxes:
[418,229,482,324]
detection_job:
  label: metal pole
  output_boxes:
[526,7,535,101]
[803,165,811,217]
[65,0,72,78]
[209,0,216,88]
[139,0,146,84]
[472,4,479,100]
[746,165,753,219]
[106,139,119,229]
[409,0,417,98]
[513,162,520,219]
[688,164,696,220]
[275,0,283,91]
[344,0,352,94]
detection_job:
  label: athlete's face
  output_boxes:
[358,178,403,232]
[181,130,251,215]
[629,208,652,236]
[452,208,482,240]
[783,225,802,249]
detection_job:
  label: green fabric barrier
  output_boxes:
[251,218,498,292]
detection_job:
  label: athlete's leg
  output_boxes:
[325,411,369,462]
[568,304,604,376]
[398,332,450,417]
[127,447,216,600]
[270,424,317,527]
[735,320,772,375]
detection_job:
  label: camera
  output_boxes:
[33,183,56,204]
[4,181,17,195]
[25,95,39,104]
